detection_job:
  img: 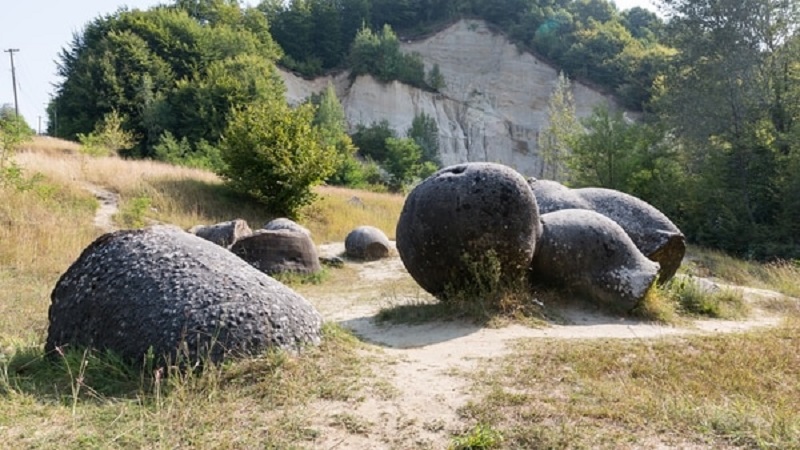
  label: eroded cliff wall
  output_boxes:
[280,20,617,177]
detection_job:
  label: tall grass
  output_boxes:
[686,246,800,297]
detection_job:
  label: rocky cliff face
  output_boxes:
[280,20,617,177]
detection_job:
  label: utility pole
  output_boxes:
[4,49,20,118]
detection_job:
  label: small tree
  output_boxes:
[427,63,446,91]
[78,110,137,156]
[218,99,337,217]
[407,112,441,165]
[538,72,581,181]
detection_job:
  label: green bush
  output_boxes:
[218,100,336,218]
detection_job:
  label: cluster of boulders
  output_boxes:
[46,214,394,365]
[396,162,685,310]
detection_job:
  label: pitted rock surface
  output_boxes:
[262,217,312,237]
[345,226,392,260]
[232,229,322,275]
[189,219,252,248]
[528,178,685,283]
[45,226,323,364]
[397,162,540,297]
[531,209,660,311]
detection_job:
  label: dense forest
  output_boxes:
[35,0,800,259]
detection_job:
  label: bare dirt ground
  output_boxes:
[306,243,788,449]
[82,183,119,232]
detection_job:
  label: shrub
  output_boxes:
[218,100,336,218]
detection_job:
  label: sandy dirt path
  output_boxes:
[303,244,789,449]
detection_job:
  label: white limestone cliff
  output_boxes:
[280,20,617,177]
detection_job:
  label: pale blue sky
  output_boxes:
[0,0,656,133]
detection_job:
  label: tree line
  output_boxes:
[264,0,669,109]
[42,0,800,259]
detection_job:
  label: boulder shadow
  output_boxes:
[338,314,484,348]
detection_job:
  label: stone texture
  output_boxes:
[529,179,685,283]
[280,20,618,178]
[531,209,660,311]
[345,226,392,260]
[232,229,321,275]
[262,217,312,237]
[45,226,323,365]
[574,188,686,283]
[396,162,540,297]
[189,219,252,248]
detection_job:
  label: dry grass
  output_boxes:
[685,246,800,298]
[461,320,800,448]
[301,185,404,243]
[4,142,800,448]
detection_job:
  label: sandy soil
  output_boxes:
[83,183,119,232]
[305,243,789,449]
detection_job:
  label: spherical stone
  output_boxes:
[396,162,540,298]
[45,226,323,365]
[262,217,312,238]
[531,209,660,311]
[232,229,322,275]
[345,226,392,260]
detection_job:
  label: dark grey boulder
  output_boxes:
[232,229,321,275]
[396,162,541,298]
[189,219,252,248]
[528,178,685,283]
[262,217,311,238]
[345,226,392,260]
[45,226,323,365]
[531,209,660,311]
[575,188,685,283]
[527,178,589,213]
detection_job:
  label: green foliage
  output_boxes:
[153,131,223,170]
[0,106,34,185]
[310,82,360,186]
[116,195,152,229]
[51,3,283,158]
[450,423,504,450]
[352,120,396,163]
[651,0,800,259]
[77,110,137,157]
[348,24,430,89]
[218,100,337,218]
[427,63,446,92]
[382,137,424,191]
[406,112,440,165]
[537,72,580,180]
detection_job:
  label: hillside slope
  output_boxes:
[281,20,617,177]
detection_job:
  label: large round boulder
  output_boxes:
[345,226,392,260]
[45,226,323,365]
[188,218,252,248]
[531,209,660,311]
[232,229,321,275]
[528,178,685,283]
[262,217,311,238]
[396,162,540,297]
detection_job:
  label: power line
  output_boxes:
[4,49,20,118]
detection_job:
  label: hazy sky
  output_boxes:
[0,0,657,133]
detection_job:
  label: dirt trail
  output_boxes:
[306,244,788,449]
[82,183,119,232]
